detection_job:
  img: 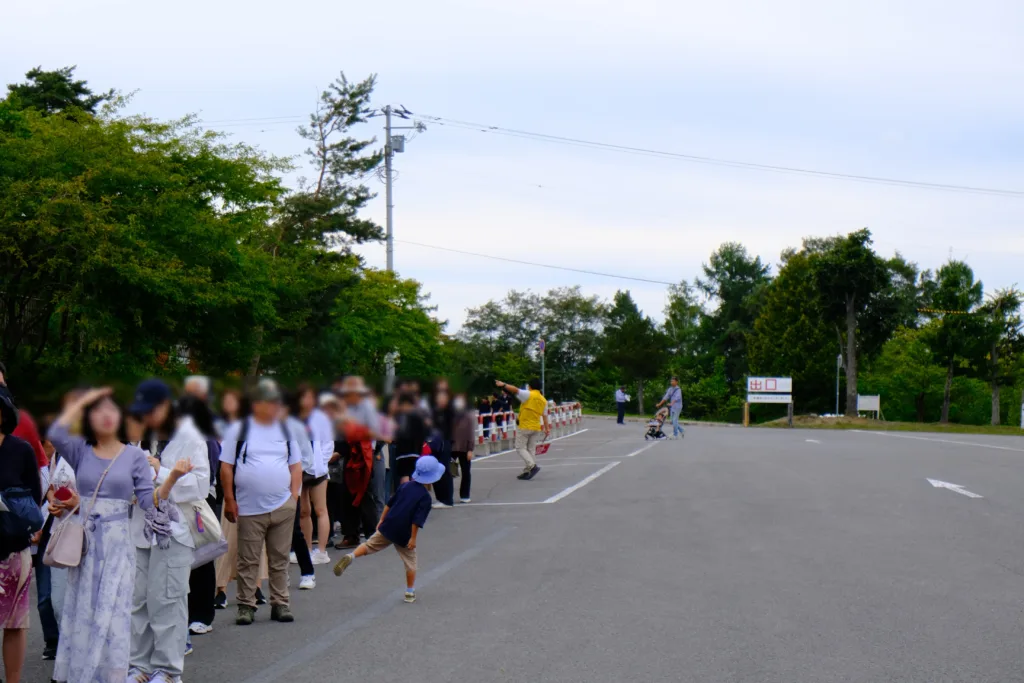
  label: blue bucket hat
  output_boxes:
[129,378,173,416]
[412,455,445,485]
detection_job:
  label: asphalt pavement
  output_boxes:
[24,421,1024,682]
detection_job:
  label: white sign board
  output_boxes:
[857,395,881,412]
[747,393,793,404]
[747,377,792,393]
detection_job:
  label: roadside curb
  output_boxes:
[583,415,741,428]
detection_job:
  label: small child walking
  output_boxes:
[333,455,445,603]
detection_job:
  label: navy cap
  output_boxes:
[130,379,173,416]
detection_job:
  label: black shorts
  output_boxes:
[302,473,328,489]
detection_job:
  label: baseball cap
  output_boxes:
[129,379,173,416]
[250,378,283,403]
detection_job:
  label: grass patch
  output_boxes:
[760,415,1024,436]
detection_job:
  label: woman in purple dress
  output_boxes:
[47,388,193,683]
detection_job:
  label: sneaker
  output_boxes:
[149,672,176,683]
[236,605,256,626]
[431,502,453,509]
[460,498,471,504]
[333,553,353,577]
[516,472,530,480]
[255,587,267,605]
[213,590,227,610]
[526,465,541,480]
[270,604,294,623]
[127,667,151,683]
[289,551,298,565]
[404,590,416,604]
[311,549,331,565]
[299,575,316,590]
[184,636,193,656]
[188,622,213,635]
[42,642,58,660]
[336,537,360,549]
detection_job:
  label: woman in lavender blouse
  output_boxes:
[47,388,192,683]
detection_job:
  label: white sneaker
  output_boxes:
[299,575,316,590]
[188,621,213,635]
[311,549,331,565]
[431,502,453,509]
[460,498,471,504]
[289,551,298,565]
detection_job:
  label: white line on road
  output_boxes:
[543,462,621,504]
[927,478,983,498]
[473,428,591,461]
[625,442,661,458]
[473,462,616,471]
[855,430,1024,453]
[805,439,821,444]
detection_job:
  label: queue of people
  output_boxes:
[0,368,551,683]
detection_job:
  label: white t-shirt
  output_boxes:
[304,408,335,478]
[221,418,303,517]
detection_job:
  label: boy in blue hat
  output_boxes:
[332,454,444,603]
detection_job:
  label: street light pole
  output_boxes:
[835,352,842,416]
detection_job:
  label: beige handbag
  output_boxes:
[43,448,123,569]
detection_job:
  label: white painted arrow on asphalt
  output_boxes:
[927,478,983,498]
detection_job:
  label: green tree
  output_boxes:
[921,261,987,423]
[807,229,918,416]
[978,288,1023,425]
[748,249,836,413]
[861,325,946,422]
[600,291,668,413]
[695,242,771,385]
[6,66,113,114]
[537,287,606,402]
[663,280,704,383]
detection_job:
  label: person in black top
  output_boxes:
[391,393,428,488]
[430,387,456,508]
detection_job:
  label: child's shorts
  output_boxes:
[363,531,417,572]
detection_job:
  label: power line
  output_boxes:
[395,240,677,286]
[416,113,1024,198]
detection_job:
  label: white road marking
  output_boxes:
[472,428,591,461]
[855,430,1024,453]
[805,439,821,444]
[473,462,616,471]
[459,501,549,506]
[624,442,660,458]
[927,478,983,498]
[543,462,622,504]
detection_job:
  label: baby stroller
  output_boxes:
[644,407,669,440]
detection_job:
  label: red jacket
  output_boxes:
[341,423,374,506]
[13,409,48,470]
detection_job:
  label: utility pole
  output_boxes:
[539,338,546,396]
[835,352,842,416]
[372,104,424,392]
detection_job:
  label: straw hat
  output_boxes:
[339,376,370,396]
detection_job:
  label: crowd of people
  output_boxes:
[0,365,551,683]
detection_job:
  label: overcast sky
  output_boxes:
[4,0,1023,331]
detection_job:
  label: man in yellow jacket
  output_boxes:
[495,378,550,480]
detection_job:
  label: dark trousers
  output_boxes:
[341,486,377,542]
[327,480,345,535]
[188,561,216,627]
[32,551,59,646]
[432,440,454,506]
[292,509,314,576]
[616,402,626,424]
[454,451,472,500]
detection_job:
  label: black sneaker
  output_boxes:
[213,590,227,610]
[236,605,256,626]
[527,465,541,480]
[42,642,58,660]
[255,587,267,605]
[516,472,530,480]
[270,604,294,623]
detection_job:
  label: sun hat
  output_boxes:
[339,376,370,396]
[411,455,445,485]
[318,392,341,407]
[129,378,173,415]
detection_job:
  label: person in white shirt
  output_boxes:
[127,381,211,683]
[293,384,334,566]
[615,386,628,425]
[220,379,304,626]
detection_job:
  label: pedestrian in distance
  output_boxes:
[656,376,685,439]
[615,385,629,425]
[332,455,445,604]
[495,378,551,480]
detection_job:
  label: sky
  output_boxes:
[3,0,1024,332]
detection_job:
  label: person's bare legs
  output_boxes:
[310,480,330,558]
[300,487,314,552]
[3,628,27,683]
[405,568,415,590]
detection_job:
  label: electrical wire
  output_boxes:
[415,113,1024,198]
[395,240,677,286]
